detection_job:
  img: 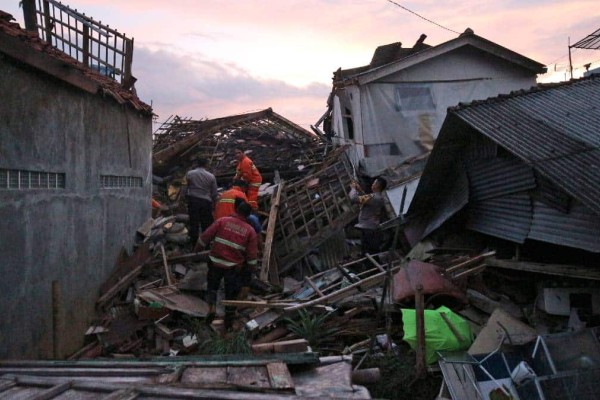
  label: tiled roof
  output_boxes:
[0,10,152,115]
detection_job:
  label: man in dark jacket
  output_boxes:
[349,177,387,255]
[185,158,218,246]
[195,201,258,330]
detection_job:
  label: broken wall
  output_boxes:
[0,57,152,359]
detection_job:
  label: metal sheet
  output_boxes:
[529,200,600,252]
[386,177,420,216]
[466,157,536,202]
[454,76,600,215]
[466,193,532,243]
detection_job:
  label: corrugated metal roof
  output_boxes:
[530,200,600,253]
[466,157,536,202]
[452,76,600,215]
[466,193,532,243]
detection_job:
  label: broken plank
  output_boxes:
[266,362,294,390]
[97,265,144,309]
[260,183,284,282]
[305,277,324,297]
[440,312,468,344]
[159,243,174,286]
[144,250,209,268]
[283,262,404,311]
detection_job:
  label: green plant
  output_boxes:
[200,331,251,355]
[284,309,338,349]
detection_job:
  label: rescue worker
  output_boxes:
[233,148,262,210]
[184,158,218,246]
[194,200,258,330]
[349,177,387,255]
[233,197,263,302]
[214,180,248,220]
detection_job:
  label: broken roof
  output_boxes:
[450,75,600,215]
[334,29,546,87]
[0,11,152,115]
[152,108,324,179]
[406,75,600,249]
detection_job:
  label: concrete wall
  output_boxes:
[0,56,152,359]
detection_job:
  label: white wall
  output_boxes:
[334,45,539,176]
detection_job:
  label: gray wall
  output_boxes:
[0,56,152,359]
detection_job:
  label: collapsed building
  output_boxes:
[2,1,600,398]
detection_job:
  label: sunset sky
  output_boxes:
[3,1,600,130]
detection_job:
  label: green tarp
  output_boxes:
[402,306,473,364]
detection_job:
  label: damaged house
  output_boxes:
[321,29,546,178]
[0,4,152,359]
[405,75,600,318]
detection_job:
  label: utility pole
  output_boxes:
[568,37,573,80]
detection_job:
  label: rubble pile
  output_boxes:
[69,107,600,399]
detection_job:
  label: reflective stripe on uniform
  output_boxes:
[209,255,237,267]
[219,198,236,203]
[247,259,257,266]
[215,236,246,251]
[250,182,261,187]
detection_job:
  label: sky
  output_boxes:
[2,0,600,130]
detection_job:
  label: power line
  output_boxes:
[385,0,460,35]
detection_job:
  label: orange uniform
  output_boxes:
[214,187,247,220]
[235,155,262,209]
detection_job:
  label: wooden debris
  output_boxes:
[252,339,309,354]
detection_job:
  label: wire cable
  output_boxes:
[385,0,460,35]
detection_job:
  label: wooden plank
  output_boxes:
[445,251,495,273]
[283,262,404,311]
[159,243,174,286]
[487,257,600,280]
[0,378,17,392]
[266,363,294,390]
[366,254,386,273]
[20,381,72,400]
[96,264,144,309]
[144,250,209,268]
[181,367,227,385]
[440,312,467,344]
[252,339,309,355]
[0,353,319,368]
[260,183,284,282]
[226,366,271,389]
[9,375,302,400]
[304,277,324,297]
[101,389,139,400]
[452,264,486,279]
